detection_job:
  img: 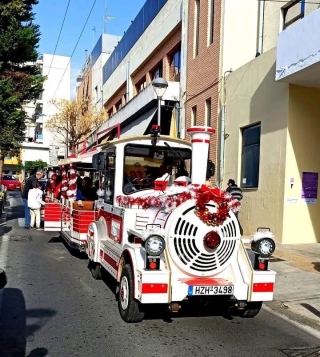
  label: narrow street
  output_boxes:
[0,192,319,357]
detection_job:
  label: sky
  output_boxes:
[34,0,146,97]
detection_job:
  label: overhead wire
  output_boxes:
[46,0,71,79]
[51,0,97,100]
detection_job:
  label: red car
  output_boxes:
[1,175,22,191]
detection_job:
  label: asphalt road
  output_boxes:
[0,192,319,357]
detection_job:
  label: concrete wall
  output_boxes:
[102,0,182,103]
[282,85,320,243]
[42,54,71,146]
[263,1,320,53]
[92,52,110,111]
[221,0,259,74]
[276,8,320,81]
[223,49,289,241]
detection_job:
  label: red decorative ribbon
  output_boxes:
[116,185,240,227]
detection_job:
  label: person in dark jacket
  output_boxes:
[226,179,243,234]
[21,170,44,228]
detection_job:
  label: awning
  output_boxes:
[120,107,157,138]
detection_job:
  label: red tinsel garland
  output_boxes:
[116,185,240,227]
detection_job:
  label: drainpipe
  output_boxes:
[126,60,130,103]
[179,0,189,139]
[219,106,226,188]
[218,70,232,188]
[257,0,265,55]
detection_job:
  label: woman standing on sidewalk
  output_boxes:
[27,182,46,230]
[21,170,44,228]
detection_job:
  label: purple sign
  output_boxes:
[301,172,318,199]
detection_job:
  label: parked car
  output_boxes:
[1,175,22,191]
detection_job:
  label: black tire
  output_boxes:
[118,264,145,323]
[239,302,262,318]
[89,261,102,280]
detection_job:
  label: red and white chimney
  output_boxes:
[187,126,215,186]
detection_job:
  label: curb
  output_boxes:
[265,301,320,334]
[272,249,320,275]
[244,241,320,275]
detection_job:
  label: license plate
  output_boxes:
[188,285,234,296]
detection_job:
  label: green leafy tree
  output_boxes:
[0,0,45,185]
[22,159,47,176]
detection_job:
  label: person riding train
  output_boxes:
[77,177,98,207]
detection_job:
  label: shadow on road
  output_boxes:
[0,288,56,357]
[47,236,88,260]
[312,262,320,272]
[300,302,320,318]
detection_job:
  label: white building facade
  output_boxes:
[77,0,184,149]
[23,54,71,169]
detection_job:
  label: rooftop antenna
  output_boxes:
[103,0,115,34]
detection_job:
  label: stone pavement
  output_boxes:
[265,242,320,333]
[1,193,320,333]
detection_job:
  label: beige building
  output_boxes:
[223,4,320,244]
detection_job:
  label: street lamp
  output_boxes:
[152,78,168,127]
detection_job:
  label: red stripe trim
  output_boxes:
[187,127,215,133]
[180,278,232,286]
[141,283,168,294]
[252,283,274,293]
[191,139,210,144]
[103,252,118,270]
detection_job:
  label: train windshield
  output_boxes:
[123,144,191,195]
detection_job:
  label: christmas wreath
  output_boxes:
[116,185,240,227]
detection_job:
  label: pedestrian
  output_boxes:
[226,179,243,235]
[28,182,46,230]
[21,170,44,229]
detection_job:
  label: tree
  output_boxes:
[0,0,44,184]
[46,98,107,154]
[21,159,48,176]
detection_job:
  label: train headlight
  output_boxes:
[143,235,166,256]
[251,237,275,258]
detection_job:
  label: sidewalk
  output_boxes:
[0,193,51,240]
[263,242,320,332]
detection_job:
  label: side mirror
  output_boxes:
[92,152,106,170]
[206,160,215,179]
[0,269,7,289]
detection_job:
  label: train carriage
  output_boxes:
[82,125,277,322]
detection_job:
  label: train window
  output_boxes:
[123,144,191,195]
[102,149,116,204]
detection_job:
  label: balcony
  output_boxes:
[276,8,320,87]
[88,81,179,144]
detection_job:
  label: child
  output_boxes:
[28,182,46,230]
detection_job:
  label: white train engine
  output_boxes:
[86,126,276,322]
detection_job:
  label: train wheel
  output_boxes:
[89,261,102,280]
[118,264,144,323]
[239,302,262,318]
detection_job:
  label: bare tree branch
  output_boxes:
[45,98,107,152]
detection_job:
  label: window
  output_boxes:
[135,76,147,94]
[194,0,200,57]
[205,99,211,126]
[151,62,163,80]
[191,106,197,126]
[208,0,215,45]
[123,144,191,195]
[282,0,305,29]
[115,99,122,111]
[170,48,181,81]
[107,108,113,119]
[241,124,261,189]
